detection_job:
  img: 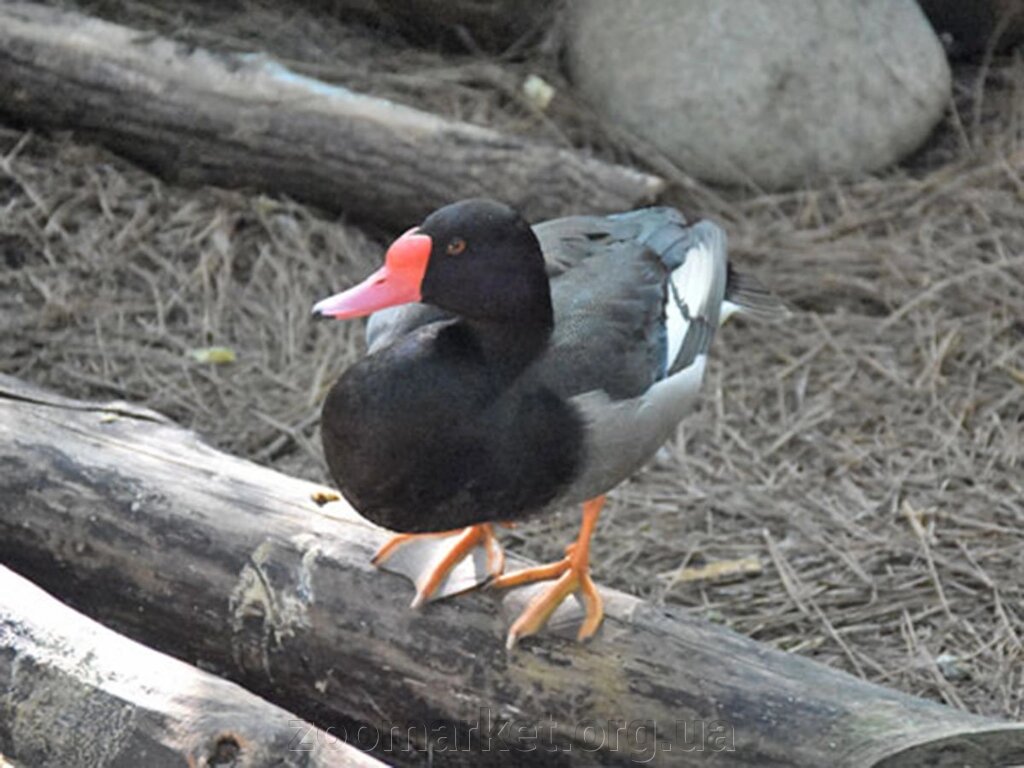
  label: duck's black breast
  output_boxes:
[321,319,584,533]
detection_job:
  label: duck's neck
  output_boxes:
[463,315,552,376]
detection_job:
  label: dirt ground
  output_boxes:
[2,0,1023,722]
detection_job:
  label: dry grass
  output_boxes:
[3,0,1023,722]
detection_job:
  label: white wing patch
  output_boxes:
[664,280,688,369]
[664,241,717,369]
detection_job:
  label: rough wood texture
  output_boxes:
[0,2,663,229]
[0,565,380,768]
[1,375,1022,767]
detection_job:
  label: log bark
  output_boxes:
[0,374,1022,767]
[0,2,663,229]
[0,564,380,768]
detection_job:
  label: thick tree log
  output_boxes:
[0,2,663,229]
[0,565,380,768]
[0,374,1022,767]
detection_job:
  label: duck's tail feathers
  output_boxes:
[722,264,789,323]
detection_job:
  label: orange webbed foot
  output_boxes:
[373,524,504,607]
[490,496,606,648]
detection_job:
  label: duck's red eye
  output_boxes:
[446,238,467,256]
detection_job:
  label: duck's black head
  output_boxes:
[313,199,552,328]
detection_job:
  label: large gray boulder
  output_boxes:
[566,0,952,189]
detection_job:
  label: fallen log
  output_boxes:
[0,564,380,768]
[0,374,1022,768]
[0,2,662,229]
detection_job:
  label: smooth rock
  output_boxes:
[566,0,953,189]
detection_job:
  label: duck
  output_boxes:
[313,198,782,648]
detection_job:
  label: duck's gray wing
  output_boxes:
[536,210,728,400]
[533,206,688,279]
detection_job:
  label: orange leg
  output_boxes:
[373,524,504,608]
[490,496,605,648]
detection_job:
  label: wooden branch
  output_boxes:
[0,2,663,228]
[0,374,1022,767]
[0,564,380,768]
